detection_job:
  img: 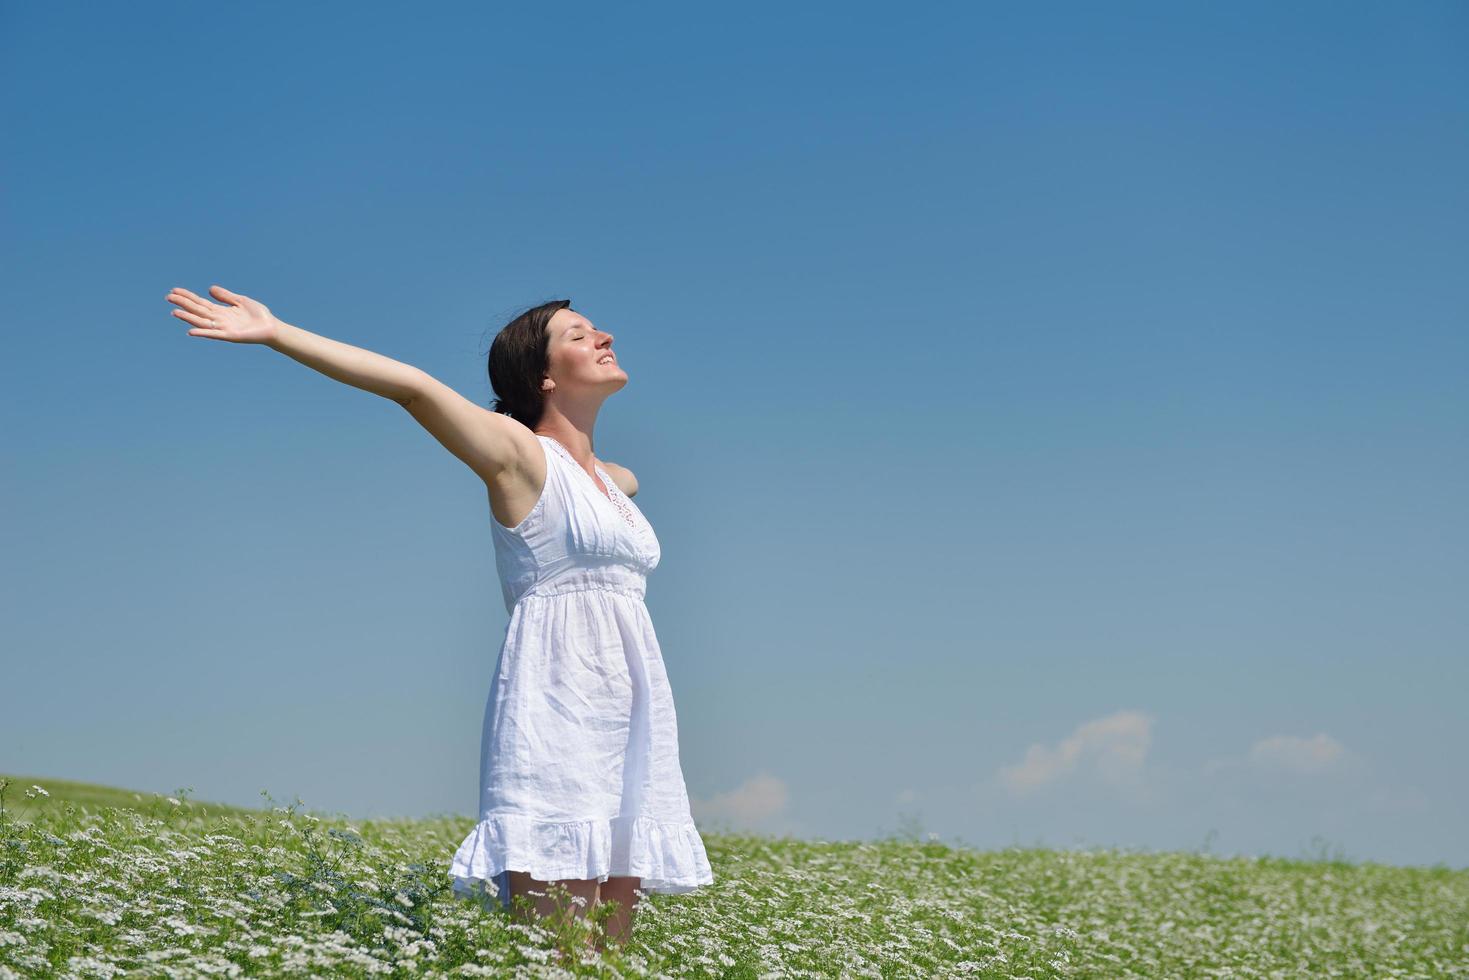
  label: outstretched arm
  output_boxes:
[167,285,422,403]
[270,322,425,406]
[167,284,526,481]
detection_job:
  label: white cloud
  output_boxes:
[690,772,789,828]
[1201,732,1363,787]
[997,709,1153,797]
[1246,733,1345,774]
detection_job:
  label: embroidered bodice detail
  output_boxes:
[449,427,711,907]
[541,436,639,532]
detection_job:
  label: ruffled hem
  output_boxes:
[448,811,715,910]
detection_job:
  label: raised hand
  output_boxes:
[166,285,282,345]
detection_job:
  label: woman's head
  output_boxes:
[487,299,626,429]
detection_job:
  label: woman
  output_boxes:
[165,285,714,951]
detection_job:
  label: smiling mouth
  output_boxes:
[598,356,616,365]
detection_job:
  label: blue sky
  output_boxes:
[2,1,1465,869]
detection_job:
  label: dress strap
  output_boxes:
[539,435,638,531]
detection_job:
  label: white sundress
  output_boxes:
[449,434,714,910]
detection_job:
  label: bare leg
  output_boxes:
[596,876,642,950]
[506,871,600,951]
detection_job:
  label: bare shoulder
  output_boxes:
[599,460,639,498]
[499,423,545,474]
[484,427,549,529]
[402,374,542,485]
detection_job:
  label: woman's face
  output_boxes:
[544,308,627,395]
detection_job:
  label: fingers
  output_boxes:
[172,308,216,329]
[168,286,211,304]
[167,287,228,339]
[209,284,248,306]
[167,291,214,317]
[167,286,224,312]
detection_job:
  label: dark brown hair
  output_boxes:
[486,299,572,429]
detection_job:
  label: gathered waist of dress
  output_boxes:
[514,563,648,605]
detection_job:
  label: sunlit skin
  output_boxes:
[164,286,645,952]
[473,307,641,533]
[528,308,629,497]
[505,872,641,952]
[167,284,280,344]
[506,308,645,950]
[164,288,640,520]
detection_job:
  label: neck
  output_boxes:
[533,406,599,461]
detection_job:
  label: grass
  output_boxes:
[0,775,260,825]
[1,774,1466,978]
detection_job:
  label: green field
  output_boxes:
[1,773,1466,977]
